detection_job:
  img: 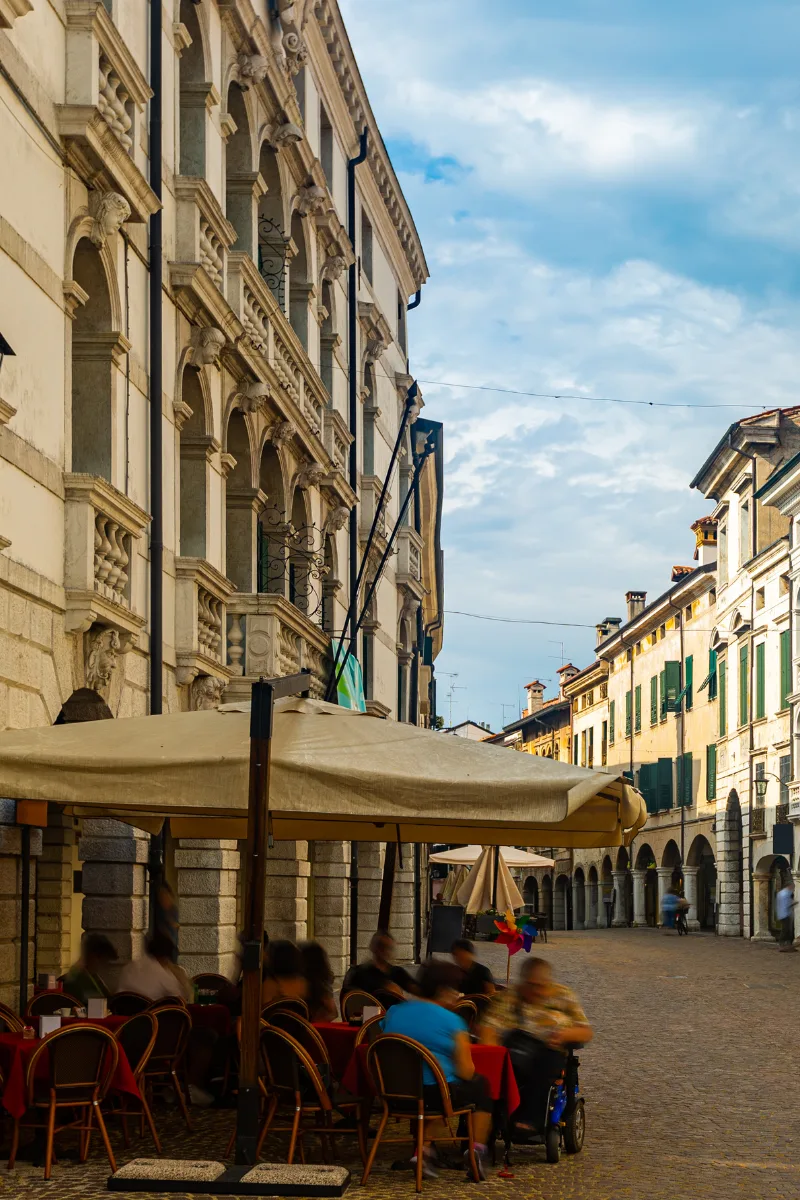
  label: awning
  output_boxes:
[429,846,555,868]
[0,697,646,848]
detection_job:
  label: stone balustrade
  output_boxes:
[224,592,329,700]
[174,557,234,688]
[97,51,133,151]
[174,178,236,293]
[788,779,800,820]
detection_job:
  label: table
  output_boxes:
[188,1003,231,1037]
[313,1021,360,1078]
[341,1042,520,1114]
[62,1014,128,1033]
[0,1028,140,1120]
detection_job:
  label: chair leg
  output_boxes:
[43,1097,57,1181]
[140,1096,162,1155]
[361,1106,388,1186]
[415,1112,424,1194]
[94,1101,117,1174]
[465,1111,480,1183]
[255,1095,278,1160]
[356,1102,368,1167]
[120,1096,130,1149]
[80,1103,94,1162]
[8,1118,20,1170]
[171,1069,193,1131]
[287,1107,302,1165]
[224,1122,237,1160]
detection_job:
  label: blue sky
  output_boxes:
[339,0,800,731]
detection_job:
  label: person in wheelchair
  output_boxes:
[480,957,592,1137]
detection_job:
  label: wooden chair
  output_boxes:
[452,998,478,1032]
[146,994,188,1010]
[142,1004,193,1130]
[340,990,383,1023]
[0,1006,22,1033]
[25,990,80,1018]
[7,1023,118,1180]
[354,1014,384,1047]
[192,972,232,998]
[362,1033,482,1193]
[108,992,150,1017]
[261,996,308,1021]
[113,1012,162,1153]
[256,1026,366,1165]
[462,993,493,1022]
[264,1010,331,1076]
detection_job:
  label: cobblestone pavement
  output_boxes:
[4,930,800,1199]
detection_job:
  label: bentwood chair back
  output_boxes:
[340,990,383,1022]
[114,1011,162,1152]
[265,1010,330,1073]
[192,972,231,998]
[354,1014,384,1047]
[144,1005,193,1129]
[108,991,150,1016]
[261,996,309,1021]
[25,990,80,1018]
[453,998,478,1031]
[0,1004,22,1033]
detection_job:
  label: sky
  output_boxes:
[338,0,800,732]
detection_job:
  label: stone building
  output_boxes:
[487,669,576,760]
[0,0,442,1006]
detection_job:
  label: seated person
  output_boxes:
[261,939,308,1006]
[451,938,495,996]
[481,957,592,1134]
[341,932,417,1009]
[382,959,493,1180]
[300,940,336,1022]
[63,933,118,1006]
[118,933,192,1002]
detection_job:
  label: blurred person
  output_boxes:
[661,887,679,932]
[777,878,797,952]
[341,931,417,1007]
[451,938,495,996]
[261,939,307,1005]
[154,879,179,962]
[63,933,118,1006]
[118,933,192,1002]
[300,940,336,1021]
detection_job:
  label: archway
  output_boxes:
[397,616,412,723]
[289,211,311,350]
[362,363,377,477]
[257,442,288,596]
[224,410,255,592]
[178,369,210,558]
[719,790,744,936]
[586,865,598,928]
[753,852,792,941]
[71,238,115,481]
[601,855,613,927]
[320,280,336,399]
[225,85,256,255]
[258,142,287,309]
[573,867,586,930]
[178,0,209,176]
[554,874,571,931]
[288,487,313,614]
[614,846,632,926]
[522,874,539,913]
[687,835,717,930]
[541,875,553,930]
[634,843,658,927]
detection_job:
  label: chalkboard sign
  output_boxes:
[428,904,464,953]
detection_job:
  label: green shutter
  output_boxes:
[588,726,594,767]
[781,629,791,710]
[706,743,717,801]
[677,751,692,807]
[708,649,718,700]
[657,757,673,811]
[601,719,608,765]
[719,659,726,736]
[659,669,666,719]
[664,661,682,712]
[637,763,657,815]
[625,690,632,737]
[609,699,615,744]
[634,684,642,733]
[755,642,765,720]
[650,675,658,725]
[739,644,748,727]
[685,655,693,711]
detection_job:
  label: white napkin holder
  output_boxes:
[362,1006,381,1023]
[88,997,108,1019]
[39,1014,62,1037]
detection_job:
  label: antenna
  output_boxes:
[500,702,516,726]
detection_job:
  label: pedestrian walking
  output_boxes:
[661,887,679,932]
[776,879,797,952]
[603,888,614,927]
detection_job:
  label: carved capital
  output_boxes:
[220,451,237,478]
[237,380,271,414]
[296,181,327,217]
[190,326,226,367]
[85,625,129,696]
[89,190,131,248]
[325,504,350,533]
[236,51,268,88]
[173,398,193,431]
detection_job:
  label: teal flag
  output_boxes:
[332,640,366,712]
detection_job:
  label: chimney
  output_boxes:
[626,591,646,622]
[691,516,718,566]
[524,680,545,715]
[557,663,579,698]
[595,622,609,648]
[603,617,622,639]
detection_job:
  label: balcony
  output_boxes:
[396,526,423,588]
[59,2,158,223]
[750,807,766,838]
[63,473,149,638]
[789,780,800,820]
[174,178,236,294]
[224,593,330,700]
[174,558,235,687]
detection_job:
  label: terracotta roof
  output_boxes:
[524,680,546,689]
[556,663,578,675]
[691,514,717,529]
[671,565,694,581]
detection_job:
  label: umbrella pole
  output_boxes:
[236,671,309,1166]
[19,824,30,1016]
[491,846,500,911]
[377,841,397,933]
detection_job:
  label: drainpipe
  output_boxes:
[667,592,686,866]
[346,127,367,965]
[407,290,421,311]
[148,0,164,926]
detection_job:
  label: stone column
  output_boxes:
[175,839,241,978]
[585,881,598,929]
[656,867,673,927]
[0,805,42,1011]
[631,869,648,927]
[264,841,309,943]
[751,871,772,941]
[611,869,628,927]
[389,843,415,963]
[80,819,149,966]
[357,842,384,960]
[571,878,584,930]
[682,865,701,931]
[311,841,350,985]
[36,810,77,979]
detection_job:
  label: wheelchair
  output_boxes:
[498,1045,585,1167]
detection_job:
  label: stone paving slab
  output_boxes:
[5,929,800,1199]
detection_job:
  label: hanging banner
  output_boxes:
[332,640,366,712]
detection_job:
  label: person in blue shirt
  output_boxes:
[381,959,492,1180]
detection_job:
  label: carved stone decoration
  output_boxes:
[295,461,326,490]
[321,254,347,283]
[325,505,350,533]
[267,419,295,447]
[238,380,271,414]
[271,121,304,147]
[190,326,226,367]
[282,30,308,74]
[89,191,131,248]
[237,51,268,88]
[85,627,122,696]
[173,398,194,431]
[296,182,327,217]
[365,336,388,363]
[191,674,226,710]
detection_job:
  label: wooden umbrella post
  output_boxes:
[236,671,310,1166]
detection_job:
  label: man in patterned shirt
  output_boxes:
[480,957,592,1133]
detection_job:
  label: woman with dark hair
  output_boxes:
[261,939,307,1005]
[381,959,493,1180]
[300,941,336,1021]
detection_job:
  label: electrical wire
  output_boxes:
[444,609,597,628]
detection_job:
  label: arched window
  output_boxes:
[289,211,310,350]
[178,370,209,558]
[71,238,115,481]
[257,143,287,309]
[320,281,335,400]
[397,616,412,723]
[257,443,286,595]
[178,0,209,177]
[224,410,255,592]
[225,86,256,256]
[399,425,413,527]
[288,487,311,613]
[322,534,336,634]
[361,587,377,702]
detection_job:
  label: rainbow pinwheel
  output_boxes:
[494,908,538,956]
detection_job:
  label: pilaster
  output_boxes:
[356,842,384,960]
[36,809,78,978]
[175,839,241,977]
[310,841,350,984]
[611,869,628,927]
[79,819,149,965]
[631,868,647,927]
[264,841,309,943]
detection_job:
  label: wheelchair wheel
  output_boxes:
[563,1098,585,1154]
[545,1124,560,1163]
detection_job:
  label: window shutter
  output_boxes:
[588,726,594,767]
[755,642,765,720]
[685,655,693,710]
[780,754,791,804]
[739,644,748,726]
[637,763,657,815]
[609,699,615,743]
[657,757,673,811]
[719,659,726,736]
[664,661,681,712]
[706,743,716,802]
[780,629,791,710]
[601,720,608,765]
[659,669,666,719]
[708,648,718,700]
[625,690,632,737]
[677,751,692,807]
[634,685,642,733]
[650,675,658,725]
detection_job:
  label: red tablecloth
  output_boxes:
[0,1029,140,1120]
[313,1021,360,1078]
[341,1043,520,1114]
[188,1003,231,1036]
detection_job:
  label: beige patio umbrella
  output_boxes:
[456,846,524,914]
[0,696,646,847]
[429,845,555,868]
[440,863,468,904]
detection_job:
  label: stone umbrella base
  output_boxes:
[108,1159,350,1195]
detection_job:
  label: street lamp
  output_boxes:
[755,777,769,801]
